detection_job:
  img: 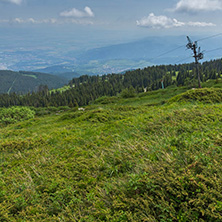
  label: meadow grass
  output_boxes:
[0,85,222,221]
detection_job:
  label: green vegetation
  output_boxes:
[50,85,71,94]
[168,88,222,104]
[0,87,222,221]
[0,70,67,94]
[120,86,136,98]
[21,74,37,79]
[0,106,35,126]
[202,79,222,88]
[1,58,222,108]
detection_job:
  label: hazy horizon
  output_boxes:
[0,0,222,72]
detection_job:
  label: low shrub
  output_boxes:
[93,96,119,104]
[0,106,35,125]
[120,87,136,98]
[168,88,222,104]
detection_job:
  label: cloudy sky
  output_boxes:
[0,0,221,50]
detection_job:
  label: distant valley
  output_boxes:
[34,36,190,75]
[2,35,222,77]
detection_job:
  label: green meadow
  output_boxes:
[0,85,222,221]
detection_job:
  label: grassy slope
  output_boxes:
[0,86,222,221]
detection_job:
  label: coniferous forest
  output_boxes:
[0,70,67,94]
[0,59,222,108]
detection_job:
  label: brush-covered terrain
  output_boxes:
[0,85,222,221]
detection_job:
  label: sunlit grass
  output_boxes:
[0,85,222,221]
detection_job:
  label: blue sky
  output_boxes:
[0,0,220,37]
[0,0,222,70]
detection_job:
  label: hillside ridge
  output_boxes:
[0,70,67,94]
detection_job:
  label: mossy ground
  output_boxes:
[0,85,222,221]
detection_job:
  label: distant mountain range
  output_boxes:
[0,70,67,94]
[34,35,222,76]
[1,35,222,77]
[35,36,187,75]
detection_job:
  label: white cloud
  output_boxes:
[136,13,216,29]
[84,7,94,17]
[136,13,184,29]
[60,6,94,18]
[0,18,58,24]
[65,19,94,25]
[187,21,216,27]
[0,17,94,25]
[14,18,24,23]
[0,0,22,5]
[174,0,222,13]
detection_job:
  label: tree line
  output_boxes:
[0,59,222,108]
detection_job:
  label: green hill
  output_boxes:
[0,87,222,221]
[0,70,67,94]
[168,88,222,104]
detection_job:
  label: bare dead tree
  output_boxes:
[186,36,204,88]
